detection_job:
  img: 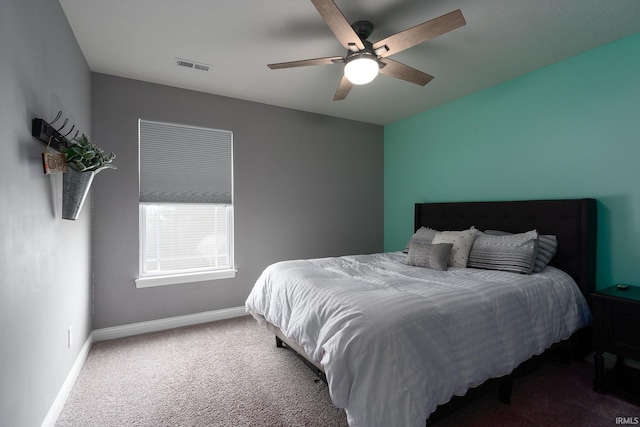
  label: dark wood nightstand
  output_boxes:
[591,285,640,400]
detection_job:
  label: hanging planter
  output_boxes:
[60,134,116,221]
[62,168,95,220]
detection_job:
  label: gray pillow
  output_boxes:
[403,227,438,253]
[404,241,453,271]
[467,230,539,274]
[485,230,557,273]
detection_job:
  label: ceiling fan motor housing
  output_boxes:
[351,20,374,40]
[346,23,386,71]
[346,38,377,61]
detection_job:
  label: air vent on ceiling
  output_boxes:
[175,57,211,72]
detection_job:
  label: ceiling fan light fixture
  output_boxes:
[344,54,379,85]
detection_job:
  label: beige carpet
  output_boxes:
[56,316,639,426]
[56,316,348,427]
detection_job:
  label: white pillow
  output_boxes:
[432,228,478,267]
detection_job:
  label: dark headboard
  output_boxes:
[414,199,597,298]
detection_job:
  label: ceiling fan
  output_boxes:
[267,0,466,101]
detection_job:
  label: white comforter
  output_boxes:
[245,252,591,427]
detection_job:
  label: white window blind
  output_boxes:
[139,120,232,204]
[137,120,234,286]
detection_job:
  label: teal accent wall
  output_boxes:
[384,33,640,289]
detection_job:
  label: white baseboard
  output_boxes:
[41,332,94,427]
[92,306,247,341]
[43,306,247,426]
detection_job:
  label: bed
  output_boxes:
[245,198,597,427]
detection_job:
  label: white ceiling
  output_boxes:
[59,0,639,125]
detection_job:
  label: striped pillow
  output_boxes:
[467,230,539,274]
[532,235,558,272]
[485,230,558,273]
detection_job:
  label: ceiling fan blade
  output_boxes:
[373,9,465,57]
[268,56,344,69]
[310,0,365,52]
[333,75,353,101]
[378,58,434,86]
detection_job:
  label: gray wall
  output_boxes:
[91,73,384,329]
[0,0,92,426]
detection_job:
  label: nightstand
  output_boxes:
[591,285,640,400]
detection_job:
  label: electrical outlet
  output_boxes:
[67,327,72,348]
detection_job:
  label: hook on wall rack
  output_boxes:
[31,111,80,153]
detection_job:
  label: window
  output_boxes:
[136,120,234,288]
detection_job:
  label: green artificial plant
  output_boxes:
[61,133,116,173]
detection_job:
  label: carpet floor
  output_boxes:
[56,316,639,426]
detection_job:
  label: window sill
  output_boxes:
[135,269,236,288]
